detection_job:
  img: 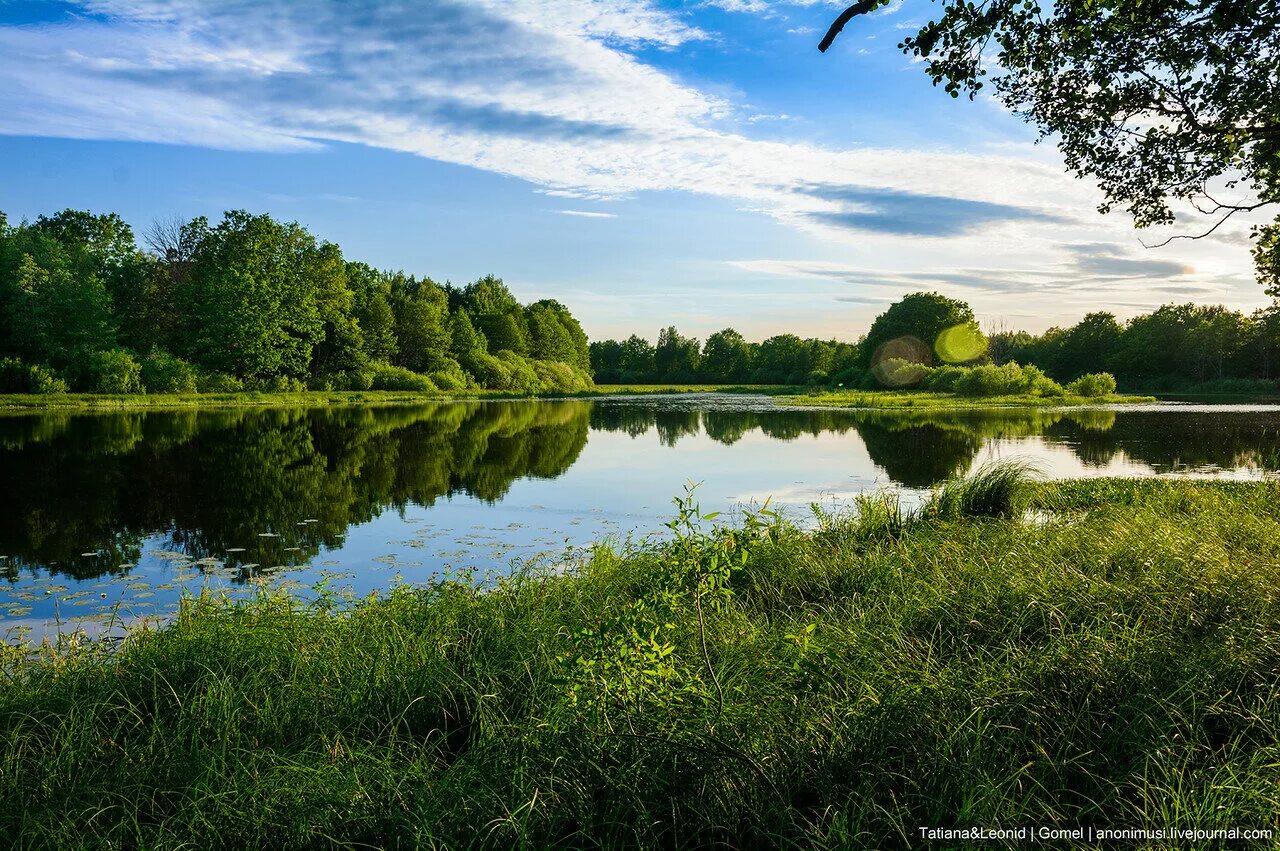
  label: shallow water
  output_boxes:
[2,395,1278,638]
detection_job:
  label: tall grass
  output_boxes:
[2,473,1280,847]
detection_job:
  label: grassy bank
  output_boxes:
[0,385,789,413]
[779,388,1157,410]
[3,472,1280,847]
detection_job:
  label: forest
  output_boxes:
[591,292,1280,394]
[0,209,593,395]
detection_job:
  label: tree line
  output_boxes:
[0,209,593,395]
[592,292,1280,394]
[590,328,860,385]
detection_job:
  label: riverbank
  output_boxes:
[778,388,1157,410]
[0,384,787,413]
[2,471,1278,847]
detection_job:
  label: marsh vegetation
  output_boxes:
[2,470,1279,847]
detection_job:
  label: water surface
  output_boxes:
[3,395,1278,637]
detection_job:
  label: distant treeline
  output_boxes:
[592,292,1280,394]
[0,209,592,395]
[590,328,860,385]
[990,303,1280,392]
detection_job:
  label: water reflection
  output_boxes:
[1,399,1278,597]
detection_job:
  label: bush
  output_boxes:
[140,349,198,394]
[495,350,540,394]
[0,358,68,394]
[429,365,470,392]
[368,362,438,392]
[1067,372,1117,397]
[923,365,966,392]
[195,371,244,393]
[242,375,307,393]
[952,363,1025,396]
[531,360,593,393]
[69,349,144,394]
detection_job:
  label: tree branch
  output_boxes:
[818,0,884,52]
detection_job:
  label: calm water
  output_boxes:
[3,395,1279,638]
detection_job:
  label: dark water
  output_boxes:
[2,396,1278,638]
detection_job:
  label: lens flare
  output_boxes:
[935,323,988,364]
[871,336,930,387]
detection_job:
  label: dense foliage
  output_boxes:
[822,0,1280,295]
[593,291,1280,394]
[991,302,1280,392]
[590,329,860,385]
[0,210,593,395]
[4,473,1280,846]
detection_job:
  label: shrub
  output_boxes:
[69,349,143,394]
[872,357,927,388]
[1067,372,1117,397]
[196,371,244,393]
[368,362,438,392]
[495,350,540,394]
[0,358,68,394]
[429,365,469,392]
[531,360,593,393]
[140,349,198,394]
[923,365,966,392]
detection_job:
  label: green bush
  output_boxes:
[923,365,966,392]
[195,371,244,393]
[1067,372,1117,397]
[0,358,68,394]
[428,364,470,392]
[531,359,593,393]
[69,349,144,394]
[368,362,438,392]
[140,349,198,393]
[496,350,541,394]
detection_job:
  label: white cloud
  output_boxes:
[0,0,1257,322]
[558,209,617,218]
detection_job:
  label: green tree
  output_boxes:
[755,334,811,384]
[700,328,753,383]
[347,263,397,363]
[178,211,325,379]
[389,274,453,374]
[822,1,1280,294]
[654,326,701,382]
[858,292,976,370]
[619,335,657,382]
[1054,312,1124,381]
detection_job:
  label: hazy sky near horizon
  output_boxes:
[0,0,1266,341]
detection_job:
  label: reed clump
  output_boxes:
[2,465,1279,848]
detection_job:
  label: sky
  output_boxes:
[0,0,1267,342]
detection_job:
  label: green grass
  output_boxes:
[3,470,1280,847]
[780,388,1157,410]
[0,385,791,412]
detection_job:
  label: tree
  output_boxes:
[179,210,326,379]
[755,334,812,384]
[0,219,116,366]
[1054,312,1124,381]
[821,1,1280,293]
[348,263,397,363]
[389,274,453,374]
[619,334,657,382]
[859,292,976,370]
[654,326,701,382]
[700,328,754,383]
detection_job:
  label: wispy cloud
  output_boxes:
[558,209,617,218]
[0,0,1090,232]
[0,0,1251,323]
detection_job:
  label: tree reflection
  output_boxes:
[0,401,591,580]
[1,400,1275,582]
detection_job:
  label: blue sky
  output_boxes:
[0,0,1263,341]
